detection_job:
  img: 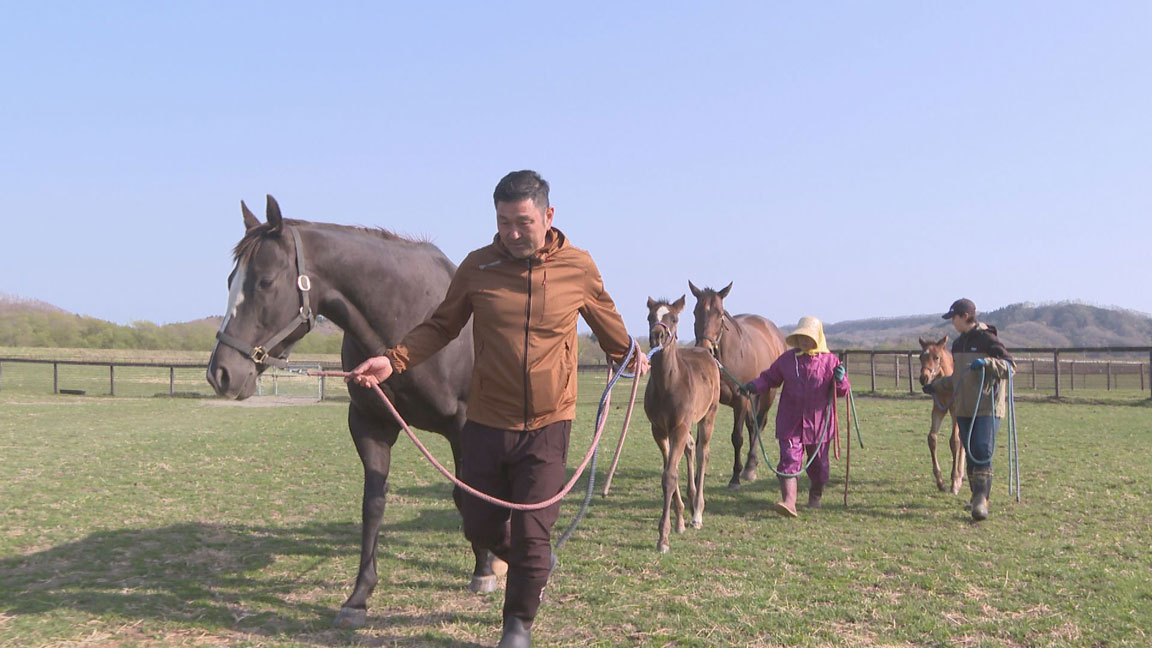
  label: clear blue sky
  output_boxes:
[3,2,1150,337]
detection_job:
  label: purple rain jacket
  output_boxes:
[748,349,850,444]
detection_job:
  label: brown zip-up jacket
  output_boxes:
[382,227,634,431]
[931,322,1015,418]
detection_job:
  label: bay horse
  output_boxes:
[918,335,966,494]
[688,281,788,488]
[206,196,498,629]
[644,296,720,553]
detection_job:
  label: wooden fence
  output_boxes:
[4,346,1151,400]
[838,346,1152,399]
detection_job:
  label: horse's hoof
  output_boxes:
[691,518,703,529]
[658,542,670,553]
[740,470,758,483]
[333,606,367,629]
[727,479,742,490]
[936,481,947,492]
[469,574,499,594]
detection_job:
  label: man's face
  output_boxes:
[951,314,974,334]
[497,199,554,259]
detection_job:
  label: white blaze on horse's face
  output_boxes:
[655,305,670,323]
[220,260,249,331]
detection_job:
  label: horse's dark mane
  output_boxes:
[232,218,426,263]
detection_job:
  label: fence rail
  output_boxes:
[3,347,1151,401]
[837,346,1152,400]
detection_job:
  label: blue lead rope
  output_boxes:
[961,363,1022,501]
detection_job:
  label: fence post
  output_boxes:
[1070,361,1075,391]
[53,362,59,394]
[1141,362,1145,392]
[907,353,914,394]
[319,373,326,401]
[1031,359,1036,389]
[1148,350,1151,400]
[0,360,3,392]
[1107,362,1112,391]
[110,364,115,396]
[170,367,175,396]
[273,373,279,396]
[869,352,876,393]
[1054,350,1061,398]
[894,355,899,387]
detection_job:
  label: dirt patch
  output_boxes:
[201,396,344,408]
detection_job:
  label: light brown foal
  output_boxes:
[644,296,721,553]
[919,335,966,494]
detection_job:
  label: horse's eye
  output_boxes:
[258,278,274,290]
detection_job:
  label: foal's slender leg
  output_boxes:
[335,403,400,629]
[740,393,761,482]
[948,412,965,495]
[692,409,717,529]
[928,407,946,492]
[684,433,698,525]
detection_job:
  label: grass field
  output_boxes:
[2,372,1151,647]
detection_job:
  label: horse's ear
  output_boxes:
[241,200,260,230]
[266,194,283,232]
[937,335,949,347]
[688,281,701,298]
[717,282,733,299]
[918,336,930,348]
[646,297,657,309]
[672,295,686,312]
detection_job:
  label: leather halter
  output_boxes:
[698,315,728,359]
[215,226,316,369]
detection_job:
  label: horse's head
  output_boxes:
[206,195,316,399]
[688,280,731,354]
[646,295,685,350]
[917,335,952,386]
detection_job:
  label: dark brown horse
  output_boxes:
[644,296,720,553]
[689,281,788,488]
[918,335,966,494]
[206,196,498,629]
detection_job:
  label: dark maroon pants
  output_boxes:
[457,419,571,626]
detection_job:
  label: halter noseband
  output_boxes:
[215,226,316,369]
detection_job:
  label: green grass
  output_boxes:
[2,374,1151,646]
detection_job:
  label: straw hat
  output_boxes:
[785,316,830,354]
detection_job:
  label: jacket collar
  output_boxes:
[492,227,567,263]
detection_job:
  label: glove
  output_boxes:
[833,365,846,382]
[970,358,986,370]
[739,381,756,397]
[921,382,936,395]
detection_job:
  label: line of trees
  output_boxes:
[0,311,343,354]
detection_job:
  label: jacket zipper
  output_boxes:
[523,258,532,430]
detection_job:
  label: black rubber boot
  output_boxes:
[970,470,992,521]
[497,616,531,648]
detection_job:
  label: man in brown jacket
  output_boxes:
[348,170,648,647]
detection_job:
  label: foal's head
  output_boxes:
[918,335,952,386]
[688,280,732,354]
[646,296,686,350]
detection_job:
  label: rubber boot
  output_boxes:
[772,477,798,517]
[807,482,824,509]
[970,470,992,521]
[497,616,531,648]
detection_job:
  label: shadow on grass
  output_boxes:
[0,520,488,647]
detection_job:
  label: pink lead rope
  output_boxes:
[310,366,640,512]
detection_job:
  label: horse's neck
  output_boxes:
[653,342,682,386]
[301,225,450,346]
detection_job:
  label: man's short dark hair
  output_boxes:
[493,170,550,211]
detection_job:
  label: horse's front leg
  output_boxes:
[739,395,761,483]
[728,401,745,489]
[948,410,965,495]
[928,406,946,492]
[336,405,400,629]
[691,410,717,529]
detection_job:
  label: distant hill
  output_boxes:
[824,302,1152,349]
